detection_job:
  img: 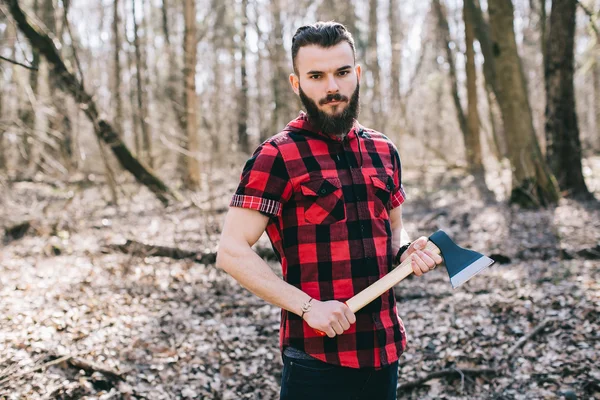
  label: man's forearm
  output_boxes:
[391,227,411,257]
[216,245,311,317]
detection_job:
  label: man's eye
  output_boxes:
[338,71,349,76]
[310,75,321,79]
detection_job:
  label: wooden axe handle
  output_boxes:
[313,241,441,336]
[346,241,441,312]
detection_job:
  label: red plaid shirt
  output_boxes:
[230,112,407,369]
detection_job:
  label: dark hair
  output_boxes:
[291,21,356,75]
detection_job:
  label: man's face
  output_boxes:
[290,42,361,136]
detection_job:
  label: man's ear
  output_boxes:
[289,73,300,95]
[355,64,362,82]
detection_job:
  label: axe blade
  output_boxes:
[428,230,495,289]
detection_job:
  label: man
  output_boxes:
[216,22,443,400]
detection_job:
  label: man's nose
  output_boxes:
[326,74,339,93]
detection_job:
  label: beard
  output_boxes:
[298,82,360,137]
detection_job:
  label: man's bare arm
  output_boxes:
[216,207,311,316]
[216,207,355,337]
[390,205,410,256]
[389,205,442,275]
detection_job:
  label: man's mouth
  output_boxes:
[324,99,346,106]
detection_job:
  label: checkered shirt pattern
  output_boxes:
[230,112,408,369]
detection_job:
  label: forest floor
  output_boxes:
[0,157,599,400]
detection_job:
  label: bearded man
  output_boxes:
[217,21,442,400]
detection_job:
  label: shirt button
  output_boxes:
[320,189,327,194]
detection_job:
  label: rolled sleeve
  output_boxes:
[230,142,291,217]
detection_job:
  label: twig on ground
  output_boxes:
[505,318,558,361]
[105,239,278,264]
[397,367,498,392]
[0,353,74,386]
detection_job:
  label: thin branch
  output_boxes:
[505,318,558,361]
[0,354,74,386]
[0,54,37,70]
[577,0,600,43]
[397,367,498,392]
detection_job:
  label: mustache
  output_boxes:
[319,93,348,105]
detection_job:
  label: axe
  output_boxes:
[314,230,494,336]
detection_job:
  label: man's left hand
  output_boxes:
[400,236,443,276]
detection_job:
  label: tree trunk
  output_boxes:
[42,0,73,172]
[16,0,39,170]
[433,0,469,145]
[388,0,401,140]
[209,0,224,154]
[0,12,5,170]
[488,0,559,207]
[544,0,592,199]
[463,0,485,177]
[0,58,4,171]
[540,0,547,69]
[367,0,382,129]
[485,83,504,160]
[183,0,201,188]
[131,0,153,167]
[270,0,290,134]
[595,58,600,151]
[112,0,124,135]
[256,21,270,143]
[237,0,249,153]
[161,0,188,178]
[6,0,180,205]
[464,0,498,97]
[126,34,142,157]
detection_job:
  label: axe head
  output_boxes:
[429,230,494,288]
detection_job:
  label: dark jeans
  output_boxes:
[279,354,399,400]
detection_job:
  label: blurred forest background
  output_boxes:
[0,0,599,398]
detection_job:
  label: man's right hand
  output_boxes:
[302,300,356,338]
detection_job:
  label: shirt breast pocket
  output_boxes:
[370,174,394,219]
[300,177,346,224]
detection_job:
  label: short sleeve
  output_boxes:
[230,142,292,217]
[390,145,406,209]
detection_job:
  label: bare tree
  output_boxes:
[237,0,249,153]
[131,0,153,167]
[183,0,200,188]
[595,56,600,149]
[366,0,382,129]
[112,0,124,135]
[40,0,74,172]
[15,0,40,171]
[488,0,559,207]
[463,0,485,179]
[433,0,468,145]
[433,0,486,188]
[126,33,142,157]
[545,0,592,199]
[388,0,402,137]
[270,0,291,134]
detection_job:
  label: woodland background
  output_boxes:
[0,0,599,398]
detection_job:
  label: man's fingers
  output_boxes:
[417,250,435,268]
[412,255,429,274]
[340,318,350,331]
[344,307,356,325]
[331,321,344,335]
[326,327,336,338]
[423,249,443,264]
[411,256,423,276]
